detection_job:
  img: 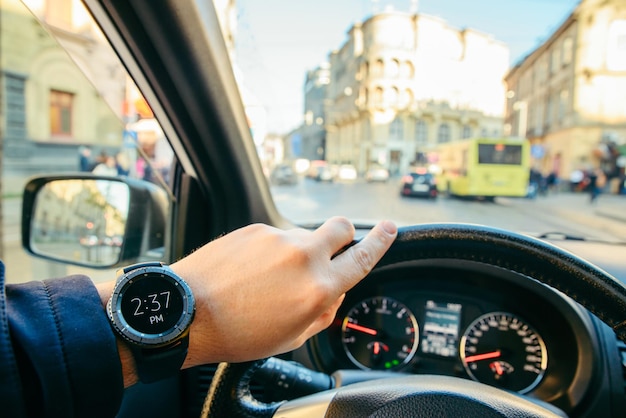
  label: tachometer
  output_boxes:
[460,312,547,394]
[341,296,418,370]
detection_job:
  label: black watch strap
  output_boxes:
[130,334,190,384]
[120,260,163,274]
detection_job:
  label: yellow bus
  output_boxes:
[435,137,530,200]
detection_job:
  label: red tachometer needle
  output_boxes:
[464,350,501,363]
[491,361,504,376]
[345,322,378,336]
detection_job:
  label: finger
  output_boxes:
[330,220,397,293]
[312,216,356,256]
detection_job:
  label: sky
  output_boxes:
[234,0,580,134]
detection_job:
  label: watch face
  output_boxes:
[109,266,195,346]
[121,275,184,334]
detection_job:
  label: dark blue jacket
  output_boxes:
[0,261,123,417]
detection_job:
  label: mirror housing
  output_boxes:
[21,174,170,269]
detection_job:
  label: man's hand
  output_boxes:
[174,217,397,367]
[97,217,397,386]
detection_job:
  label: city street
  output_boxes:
[3,177,626,285]
[271,178,626,241]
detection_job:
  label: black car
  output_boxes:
[401,170,438,198]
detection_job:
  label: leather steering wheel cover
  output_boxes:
[324,375,565,418]
[202,359,282,418]
[378,224,626,342]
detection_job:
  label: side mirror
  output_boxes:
[21,175,170,269]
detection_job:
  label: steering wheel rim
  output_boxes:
[202,223,626,418]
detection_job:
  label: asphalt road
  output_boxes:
[3,178,626,284]
[272,178,626,242]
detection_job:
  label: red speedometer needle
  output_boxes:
[464,350,502,363]
[345,322,378,336]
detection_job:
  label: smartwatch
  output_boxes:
[107,261,196,383]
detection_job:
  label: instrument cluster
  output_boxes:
[340,295,545,394]
[307,264,597,410]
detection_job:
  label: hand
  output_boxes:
[172,217,397,367]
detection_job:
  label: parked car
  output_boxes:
[270,163,298,185]
[401,170,438,198]
[306,160,329,179]
[336,164,358,181]
[314,165,334,182]
[7,1,626,418]
[365,165,390,182]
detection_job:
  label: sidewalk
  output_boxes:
[511,191,626,239]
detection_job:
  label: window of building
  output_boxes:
[534,102,544,133]
[562,38,573,65]
[4,74,27,143]
[415,119,428,145]
[390,117,404,140]
[558,89,569,122]
[545,94,553,128]
[374,87,384,107]
[50,89,74,136]
[462,124,472,139]
[400,61,414,78]
[387,59,399,77]
[551,48,560,74]
[607,20,626,71]
[438,123,451,143]
[383,87,398,105]
[374,59,384,77]
[399,88,413,109]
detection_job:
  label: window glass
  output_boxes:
[478,144,523,165]
[2,0,173,284]
[438,123,451,143]
[415,120,428,145]
[50,90,74,136]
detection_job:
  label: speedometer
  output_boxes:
[341,296,418,370]
[460,312,547,394]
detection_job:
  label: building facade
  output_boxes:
[298,63,330,161]
[323,11,509,175]
[504,0,626,186]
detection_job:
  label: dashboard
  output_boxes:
[299,258,610,415]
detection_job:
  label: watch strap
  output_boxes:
[130,332,190,384]
[120,261,164,274]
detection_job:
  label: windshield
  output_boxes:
[2,0,625,287]
[234,0,626,241]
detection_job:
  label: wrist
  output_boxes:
[96,280,139,387]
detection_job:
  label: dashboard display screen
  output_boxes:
[420,300,462,357]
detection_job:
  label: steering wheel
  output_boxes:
[201,223,626,417]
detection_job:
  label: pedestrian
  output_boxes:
[92,155,118,176]
[78,146,94,172]
[588,167,607,203]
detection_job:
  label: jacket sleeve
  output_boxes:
[0,261,124,418]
